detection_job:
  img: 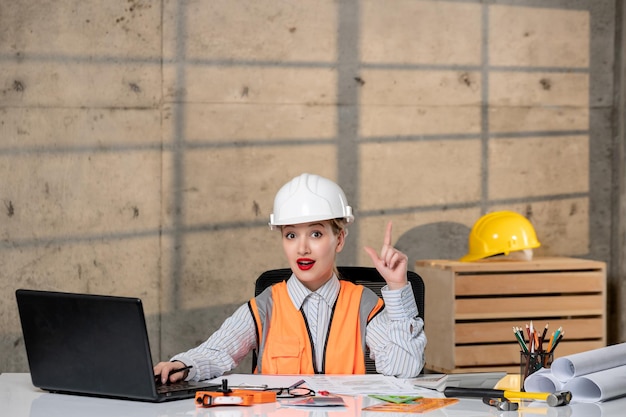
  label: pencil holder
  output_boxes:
[520,351,553,391]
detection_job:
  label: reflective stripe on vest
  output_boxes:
[248,280,384,374]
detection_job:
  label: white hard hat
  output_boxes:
[269,173,354,230]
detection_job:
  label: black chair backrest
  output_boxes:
[252,266,425,373]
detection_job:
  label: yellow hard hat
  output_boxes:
[460,211,541,262]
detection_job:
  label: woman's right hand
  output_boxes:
[153,360,188,385]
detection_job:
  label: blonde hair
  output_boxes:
[328,218,348,278]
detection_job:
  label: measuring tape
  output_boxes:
[195,390,276,408]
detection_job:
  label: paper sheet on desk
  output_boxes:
[208,374,306,389]
[304,374,420,396]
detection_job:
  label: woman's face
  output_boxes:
[281,220,345,291]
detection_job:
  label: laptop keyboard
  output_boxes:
[157,382,193,394]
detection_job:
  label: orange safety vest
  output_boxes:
[248,280,384,374]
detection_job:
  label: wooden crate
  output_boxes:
[414,257,606,374]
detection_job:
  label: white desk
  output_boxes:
[2,373,625,417]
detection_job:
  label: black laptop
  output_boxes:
[15,289,219,402]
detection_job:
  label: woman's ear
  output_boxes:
[335,229,346,253]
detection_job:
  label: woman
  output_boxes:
[154,173,426,383]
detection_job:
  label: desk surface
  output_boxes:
[2,373,625,417]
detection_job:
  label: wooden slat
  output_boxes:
[455,295,604,320]
[416,257,606,273]
[455,317,605,344]
[455,271,604,296]
[454,340,605,367]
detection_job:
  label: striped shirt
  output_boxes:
[172,274,426,380]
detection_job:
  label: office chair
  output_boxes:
[252,266,425,374]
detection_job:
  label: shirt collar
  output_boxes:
[286,272,340,310]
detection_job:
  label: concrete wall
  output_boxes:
[1,0,621,373]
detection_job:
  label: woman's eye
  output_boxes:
[285,232,295,239]
[311,231,323,238]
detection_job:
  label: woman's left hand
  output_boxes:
[364,221,408,290]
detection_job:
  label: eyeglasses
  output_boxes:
[230,380,315,399]
[267,386,316,398]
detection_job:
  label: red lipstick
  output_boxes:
[297,258,315,271]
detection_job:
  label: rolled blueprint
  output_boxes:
[523,367,564,393]
[563,365,626,403]
[551,343,626,382]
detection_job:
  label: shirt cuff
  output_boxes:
[381,282,419,320]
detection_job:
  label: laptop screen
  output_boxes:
[16,289,162,401]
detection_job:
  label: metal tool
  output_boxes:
[482,397,519,411]
[444,387,572,406]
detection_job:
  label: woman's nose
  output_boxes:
[297,237,310,255]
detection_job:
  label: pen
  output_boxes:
[288,379,306,389]
[155,365,193,382]
[168,365,193,377]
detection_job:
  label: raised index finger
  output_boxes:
[383,221,393,247]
